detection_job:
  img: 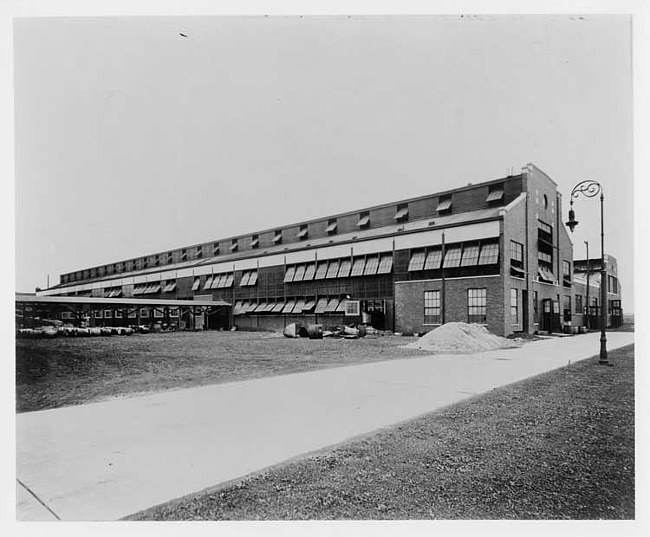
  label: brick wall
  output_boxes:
[394,275,504,336]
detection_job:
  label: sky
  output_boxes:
[13,14,634,309]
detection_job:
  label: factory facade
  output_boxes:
[35,163,622,336]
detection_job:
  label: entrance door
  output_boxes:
[522,290,529,332]
[541,299,553,333]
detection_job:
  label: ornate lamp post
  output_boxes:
[565,180,608,365]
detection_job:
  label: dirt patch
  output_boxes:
[405,322,521,354]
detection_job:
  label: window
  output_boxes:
[315,261,328,279]
[273,230,282,244]
[408,250,426,271]
[326,219,337,235]
[538,220,553,243]
[468,288,487,324]
[486,184,504,203]
[351,257,366,277]
[325,298,340,312]
[61,311,73,320]
[394,203,409,221]
[314,298,329,314]
[337,259,352,278]
[191,277,201,291]
[510,289,519,324]
[128,309,137,319]
[533,290,538,323]
[196,247,203,259]
[303,263,316,280]
[563,260,572,287]
[292,299,306,314]
[443,246,462,268]
[377,254,393,274]
[293,265,306,281]
[94,310,103,318]
[460,244,480,267]
[424,290,441,325]
[167,252,174,264]
[575,294,583,314]
[153,309,164,318]
[537,266,557,284]
[363,256,380,275]
[424,249,442,270]
[436,195,452,213]
[240,271,258,287]
[169,308,179,318]
[250,235,259,248]
[140,309,150,318]
[163,280,177,292]
[284,265,296,283]
[230,239,238,252]
[563,296,571,317]
[326,259,340,279]
[357,211,370,228]
[115,310,123,319]
[181,249,187,262]
[298,225,308,240]
[510,241,524,277]
[345,300,361,316]
[103,309,112,318]
[213,243,220,256]
[478,242,500,265]
[247,271,258,286]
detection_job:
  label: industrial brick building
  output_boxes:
[33,163,622,336]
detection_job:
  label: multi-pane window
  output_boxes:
[240,270,258,286]
[538,251,552,264]
[212,243,220,256]
[486,184,505,203]
[230,239,238,252]
[424,290,441,325]
[408,250,426,271]
[443,246,462,268]
[357,211,370,228]
[467,288,487,324]
[478,242,500,265]
[377,254,393,274]
[460,244,480,266]
[298,225,308,240]
[437,195,452,213]
[293,264,306,281]
[337,259,352,278]
[575,294,583,314]
[284,265,296,283]
[351,257,366,277]
[563,260,572,287]
[424,249,442,270]
[273,230,282,244]
[315,261,328,279]
[363,256,380,275]
[181,250,187,262]
[510,240,524,277]
[326,260,340,279]
[563,296,572,318]
[191,277,201,291]
[326,219,338,235]
[303,263,316,280]
[510,288,519,323]
[394,203,409,221]
[250,235,259,248]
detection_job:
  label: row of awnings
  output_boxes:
[104,287,123,298]
[233,297,348,315]
[132,281,176,295]
[284,254,393,283]
[408,241,500,271]
[200,273,235,291]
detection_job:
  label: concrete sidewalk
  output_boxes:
[16,331,634,521]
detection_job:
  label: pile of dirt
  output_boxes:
[405,322,521,354]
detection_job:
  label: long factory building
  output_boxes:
[32,163,623,336]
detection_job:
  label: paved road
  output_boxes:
[16,331,634,520]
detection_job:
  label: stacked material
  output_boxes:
[405,322,520,354]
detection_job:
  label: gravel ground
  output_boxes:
[16,330,429,413]
[128,344,635,521]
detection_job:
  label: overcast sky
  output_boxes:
[14,15,633,308]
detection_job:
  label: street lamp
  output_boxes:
[565,180,608,365]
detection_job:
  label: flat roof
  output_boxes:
[16,294,230,307]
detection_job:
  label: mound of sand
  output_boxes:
[405,322,521,354]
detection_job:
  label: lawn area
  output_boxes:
[16,330,429,413]
[129,344,635,520]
